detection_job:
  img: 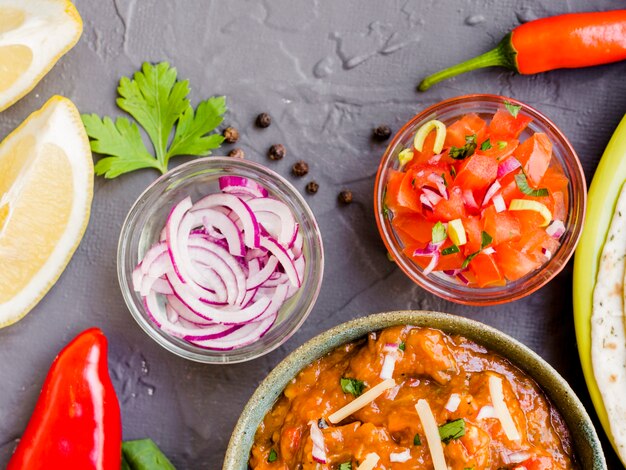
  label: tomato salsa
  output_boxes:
[250,326,575,469]
[383,104,569,287]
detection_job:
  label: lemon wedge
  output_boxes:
[0,96,93,327]
[0,0,82,112]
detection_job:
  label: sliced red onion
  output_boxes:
[384,342,399,351]
[476,405,496,420]
[492,194,506,213]
[497,157,521,179]
[427,173,448,200]
[541,247,552,259]
[428,152,443,164]
[422,187,443,206]
[380,352,397,380]
[545,219,565,239]
[482,180,501,206]
[218,176,268,198]
[134,181,305,351]
[420,193,433,210]
[482,247,496,255]
[505,451,533,465]
[390,449,411,463]
[457,272,470,285]
[308,420,327,464]
[462,189,479,210]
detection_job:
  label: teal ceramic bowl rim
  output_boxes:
[223,310,606,469]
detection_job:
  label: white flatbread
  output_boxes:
[592,182,626,463]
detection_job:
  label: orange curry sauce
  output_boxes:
[250,326,575,469]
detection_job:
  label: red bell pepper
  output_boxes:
[7,328,121,470]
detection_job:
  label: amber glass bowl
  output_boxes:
[373,94,586,305]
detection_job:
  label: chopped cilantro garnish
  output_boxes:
[340,377,365,397]
[432,221,447,244]
[268,448,278,462]
[480,139,492,151]
[504,100,522,118]
[497,140,507,149]
[449,134,477,160]
[413,433,422,445]
[398,342,406,351]
[442,245,460,256]
[339,463,352,470]
[438,418,466,444]
[461,231,493,268]
[515,173,549,197]
[441,173,448,187]
[450,166,457,178]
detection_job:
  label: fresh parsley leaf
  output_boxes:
[497,140,508,149]
[398,342,406,351]
[83,62,226,178]
[442,245,460,256]
[122,439,176,470]
[432,221,447,244]
[340,377,365,397]
[480,139,492,151]
[438,418,466,444]
[449,134,477,160]
[413,433,422,445]
[481,231,493,248]
[268,448,278,462]
[514,173,549,197]
[339,462,352,470]
[504,100,522,118]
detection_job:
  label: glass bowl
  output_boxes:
[118,157,324,363]
[373,94,586,305]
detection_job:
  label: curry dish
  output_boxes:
[250,326,575,469]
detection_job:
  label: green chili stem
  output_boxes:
[418,33,518,91]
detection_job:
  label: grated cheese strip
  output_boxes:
[415,399,447,470]
[328,379,395,424]
[489,375,521,441]
[356,452,380,470]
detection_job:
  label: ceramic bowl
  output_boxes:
[224,311,605,469]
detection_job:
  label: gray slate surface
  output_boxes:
[1,0,625,468]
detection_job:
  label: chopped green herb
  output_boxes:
[450,166,457,178]
[339,463,352,470]
[504,100,522,118]
[461,252,478,269]
[413,433,422,446]
[398,342,406,351]
[480,139,492,151]
[449,134,477,160]
[438,418,466,444]
[432,221,447,244]
[514,173,549,197]
[461,231,492,268]
[411,177,416,188]
[83,62,226,178]
[497,140,508,149]
[340,377,365,397]
[268,449,278,462]
[441,173,448,187]
[442,244,460,256]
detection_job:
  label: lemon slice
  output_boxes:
[0,0,82,112]
[0,95,93,327]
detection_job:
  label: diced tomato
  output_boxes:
[540,166,568,193]
[453,154,498,191]
[516,456,556,470]
[499,171,525,205]
[408,162,450,190]
[432,187,466,221]
[488,109,532,139]
[463,216,482,253]
[384,170,405,213]
[392,212,434,244]
[407,132,437,168]
[468,253,504,287]
[516,229,560,258]
[482,206,522,245]
[435,241,465,271]
[280,426,302,462]
[444,113,487,148]
[394,170,422,212]
[552,191,566,221]
[514,133,552,187]
[495,242,542,281]
[480,138,518,161]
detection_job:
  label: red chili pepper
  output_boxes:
[418,10,626,91]
[7,328,121,470]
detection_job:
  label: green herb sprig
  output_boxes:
[340,377,365,397]
[83,62,226,178]
[515,173,549,197]
[449,134,477,160]
[438,418,466,444]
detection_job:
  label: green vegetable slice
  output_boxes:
[442,245,460,256]
[438,418,466,444]
[268,448,278,462]
[480,139,492,151]
[339,462,352,470]
[122,439,176,470]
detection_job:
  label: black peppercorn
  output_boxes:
[268,144,286,160]
[305,181,319,194]
[292,160,309,177]
[223,126,239,144]
[256,113,272,128]
[228,148,245,159]
[373,125,392,141]
[338,189,353,205]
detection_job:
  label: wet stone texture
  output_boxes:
[1,0,625,468]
